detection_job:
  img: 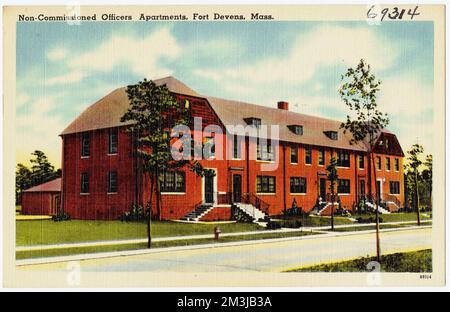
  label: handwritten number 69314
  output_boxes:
[367,5,420,22]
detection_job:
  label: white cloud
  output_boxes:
[15,95,65,166]
[292,75,434,154]
[46,70,86,86]
[194,25,398,92]
[16,93,30,109]
[378,76,434,154]
[44,27,181,87]
[68,27,180,78]
[378,75,433,118]
[47,47,69,61]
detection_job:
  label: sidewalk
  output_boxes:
[16,219,431,252]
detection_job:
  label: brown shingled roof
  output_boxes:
[23,178,61,193]
[60,76,389,152]
[61,77,201,135]
[206,96,366,152]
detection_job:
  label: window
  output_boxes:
[325,131,338,140]
[376,156,381,170]
[389,181,400,194]
[256,176,276,193]
[305,146,312,164]
[81,132,90,157]
[233,135,241,159]
[108,171,118,193]
[288,125,303,135]
[290,177,307,193]
[386,157,391,171]
[338,179,351,194]
[336,150,350,167]
[290,145,298,163]
[160,171,186,193]
[109,128,118,154]
[318,148,325,166]
[359,154,364,169]
[203,136,215,159]
[244,117,261,128]
[395,158,400,171]
[80,172,89,194]
[257,139,275,161]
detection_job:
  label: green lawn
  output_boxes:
[331,222,431,232]
[273,215,354,227]
[287,249,432,272]
[16,230,319,259]
[16,220,264,246]
[356,212,431,223]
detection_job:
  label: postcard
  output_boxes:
[3,4,445,288]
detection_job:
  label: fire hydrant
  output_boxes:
[214,226,221,241]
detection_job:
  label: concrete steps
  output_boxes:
[180,204,214,222]
[366,202,391,214]
[234,203,267,222]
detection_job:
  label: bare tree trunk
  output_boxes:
[148,172,154,249]
[370,153,381,263]
[156,168,162,221]
[415,170,421,226]
[331,194,334,231]
[366,151,372,214]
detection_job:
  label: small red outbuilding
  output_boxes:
[21,178,61,216]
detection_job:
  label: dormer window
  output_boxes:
[324,131,338,140]
[244,117,261,128]
[288,125,303,135]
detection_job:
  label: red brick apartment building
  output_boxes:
[60,77,404,221]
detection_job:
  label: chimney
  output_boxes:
[277,101,289,110]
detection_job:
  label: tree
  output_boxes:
[339,59,389,262]
[120,79,211,248]
[422,154,432,211]
[405,144,424,225]
[29,150,58,186]
[15,163,32,204]
[326,157,338,231]
[15,151,60,205]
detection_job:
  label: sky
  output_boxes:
[16,21,434,167]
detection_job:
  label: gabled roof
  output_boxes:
[60,76,398,153]
[206,96,366,152]
[60,77,200,135]
[23,178,61,193]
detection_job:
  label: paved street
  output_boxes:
[18,227,432,272]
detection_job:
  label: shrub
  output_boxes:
[120,204,148,222]
[257,216,271,223]
[335,207,352,217]
[231,206,254,223]
[52,212,70,222]
[281,220,302,228]
[266,221,282,230]
[283,207,306,217]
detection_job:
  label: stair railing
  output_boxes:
[241,193,270,215]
